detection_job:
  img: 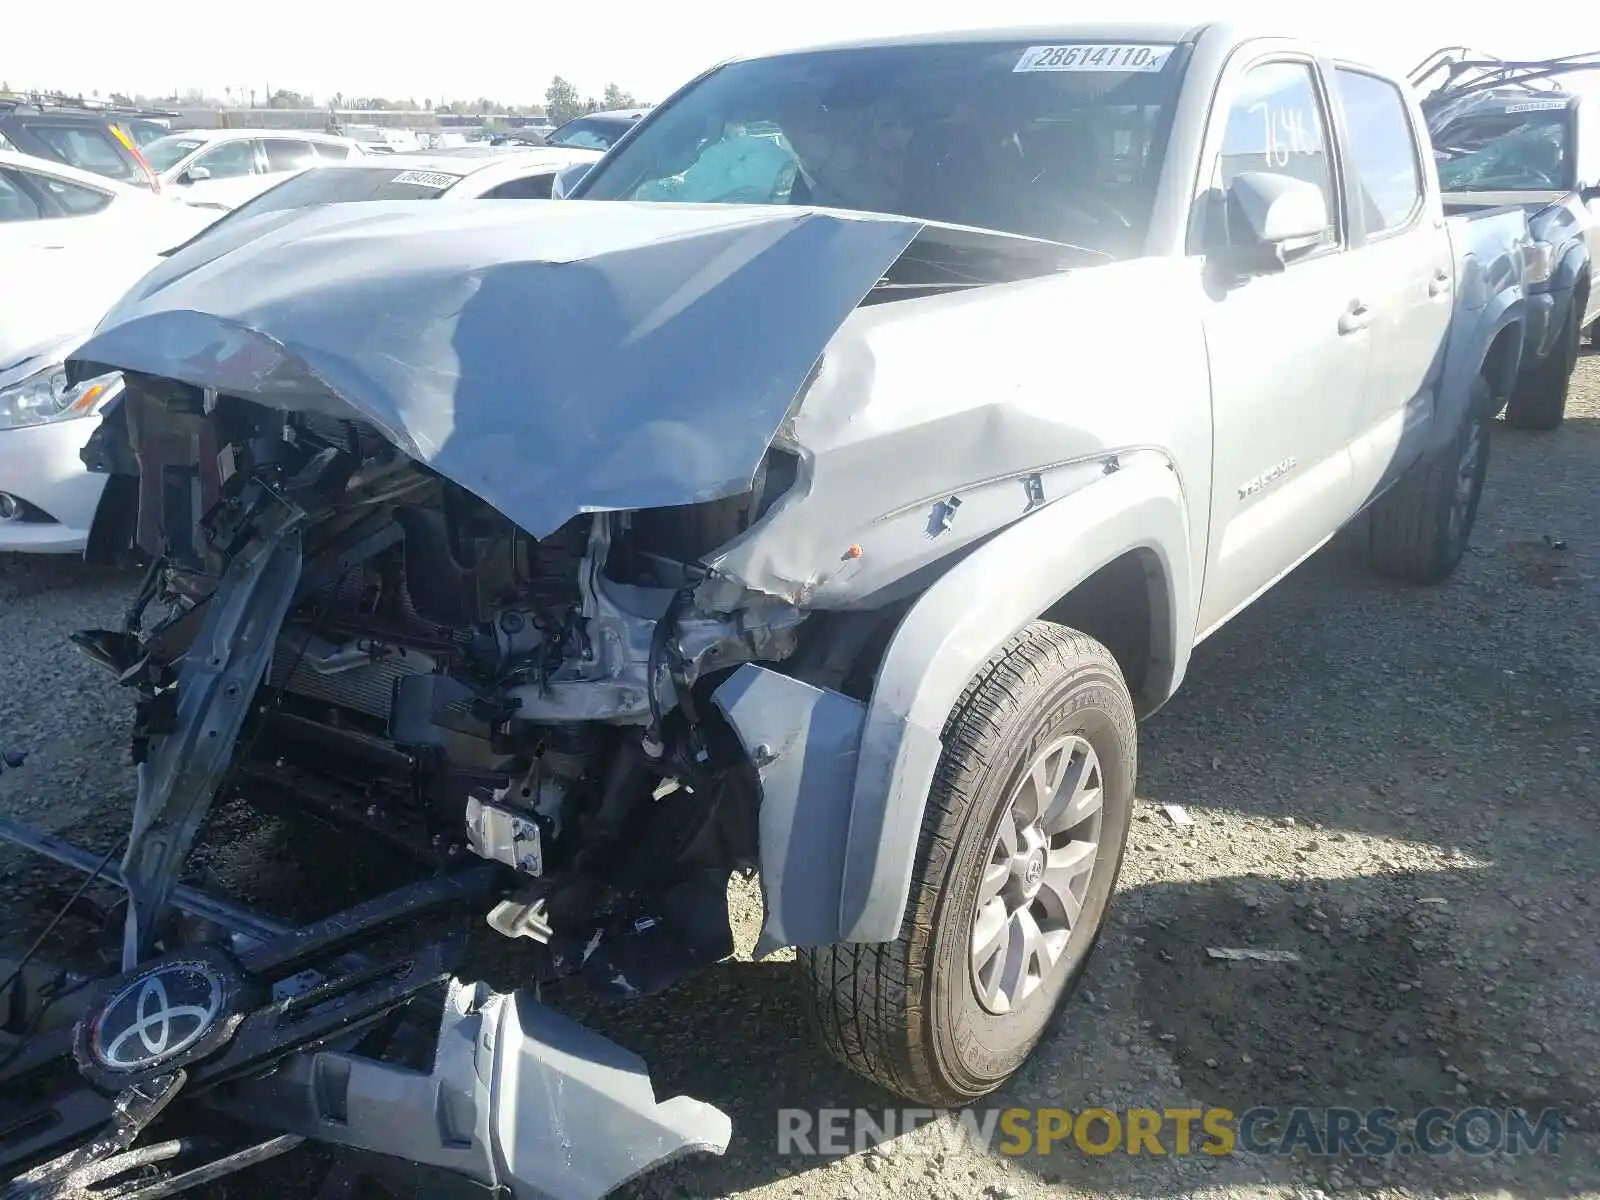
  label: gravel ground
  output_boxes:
[1,353,1597,1200]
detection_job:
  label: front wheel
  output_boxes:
[1367,373,1492,585]
[799,622,1136,1105]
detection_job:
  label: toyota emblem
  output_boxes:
[1023,853,1045,888]
[90,959,226,1073]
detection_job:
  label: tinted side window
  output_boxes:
[313,141,352,161]
[192,140,256,179]
[481,173,554,199]
[1335,69,1422,234]
[1213,61,1338,249]
[0,169,43,221]
[28,171,114,216]
[262,139,318,171]
[23,123,136,181]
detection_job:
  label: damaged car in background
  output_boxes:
[1411,46,1600,430]
[0,20,1533,1200]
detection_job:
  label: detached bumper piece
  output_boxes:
[245,981,732,1200]
[0,851,730,1200]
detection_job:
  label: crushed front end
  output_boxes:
[0,379,777,1196]
[0,200,1028,1196]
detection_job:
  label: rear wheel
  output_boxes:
[1368,373,1492,585]
[800,622,1136,1105]
[1505,302,1580,431]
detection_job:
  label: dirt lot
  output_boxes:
[2,353,1596,1200]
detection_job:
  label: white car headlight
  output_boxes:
[0,368,123,432]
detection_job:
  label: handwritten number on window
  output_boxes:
[1247,100,1317,169]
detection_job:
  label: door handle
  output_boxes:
[1338,300,1372,335]
[1428,269,1451,298]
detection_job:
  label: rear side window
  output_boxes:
[0,170,43,221]
[23,123,136,181]
[548,117,630,150]
[27,170,114,216]
[314,141,352,161]
[261,139,319,171]
[1335,68,1423,235]
[480,173,555,199]
[119,120,169,147]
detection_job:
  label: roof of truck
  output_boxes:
[746,21,1208,57]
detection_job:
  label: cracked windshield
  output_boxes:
[1432,106,1574,190]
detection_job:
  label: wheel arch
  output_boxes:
[1435,293,1525,454]
[835,460,1195,944]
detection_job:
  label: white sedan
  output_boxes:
[137,128,367,211]
[0,151,218,554]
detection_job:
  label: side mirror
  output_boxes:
[1230,171,1328,245]
[1579,183,1600,204]
[1208,172,1328,280]
[550,162,591,200]
[182,165,211,184]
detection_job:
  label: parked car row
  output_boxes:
[0,141,605,555]
[0,99,164,191]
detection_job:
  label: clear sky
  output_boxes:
[5,0,1588,107]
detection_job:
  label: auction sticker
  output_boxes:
[1014,44,1172,73]
[1503,100,1567,113]
[390,170,463,189]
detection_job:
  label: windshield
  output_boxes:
[575,41,1187,256]
[142,134,205,172]
[121,120,169,147]
[548,116,635,150]
[1431,107,1575,191]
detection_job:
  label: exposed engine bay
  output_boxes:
[81,384,821,1000]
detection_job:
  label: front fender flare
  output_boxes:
[836,462,1195,944]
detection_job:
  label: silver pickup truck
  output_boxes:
[1,21,1532,1200]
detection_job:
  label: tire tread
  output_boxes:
[1368,376,1491,585]
[799,622,1130,1104]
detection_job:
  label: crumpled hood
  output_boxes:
[69,199,923,539]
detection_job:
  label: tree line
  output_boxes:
[2,78,643,122]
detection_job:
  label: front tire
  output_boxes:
[799,622,1136,1105]
[1367,373,1492,584]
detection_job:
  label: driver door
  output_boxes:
[1194,56,1367,637]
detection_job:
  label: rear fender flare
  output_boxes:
[1433,291,1525,457]
[836,461,1195,944]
